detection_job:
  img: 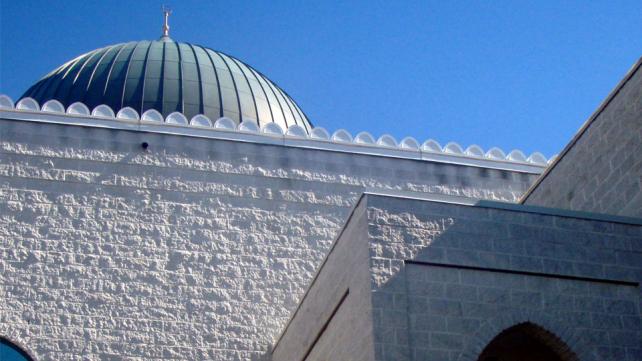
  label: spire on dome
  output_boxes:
[161,5,172,40]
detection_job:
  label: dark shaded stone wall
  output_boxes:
[523,59,642,218]
[365,195,642,361]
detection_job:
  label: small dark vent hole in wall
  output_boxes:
[566,190,574,201]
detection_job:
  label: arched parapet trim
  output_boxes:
[0,334,37,361]
[0,100,552,172]
[456,310,587,361]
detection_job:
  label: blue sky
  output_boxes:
[1,1,641,157]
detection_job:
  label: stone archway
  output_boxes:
[477,322,579,361]
[0,337,35,361]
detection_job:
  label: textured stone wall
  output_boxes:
[0,118,537,360]
[366,195,642,361]
[523,60,642,218]
[271,198,375,361]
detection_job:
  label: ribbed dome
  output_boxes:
[21,40,312,131]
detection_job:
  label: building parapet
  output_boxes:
[0,95,551,174]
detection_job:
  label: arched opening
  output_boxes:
[0,338,34,361]
[478,322,578,361]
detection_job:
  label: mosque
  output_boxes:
[0,11,640,361]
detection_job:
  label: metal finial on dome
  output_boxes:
[161,5,172,40]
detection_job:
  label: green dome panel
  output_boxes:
[21,40,312,131]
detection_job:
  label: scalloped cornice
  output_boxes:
[0,95,553,173]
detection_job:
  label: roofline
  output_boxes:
[0,106,548,174]
[363,190,642,226]
[519,55,642,203]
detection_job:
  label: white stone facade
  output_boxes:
[0,112,538,360]
[1,55,640,361]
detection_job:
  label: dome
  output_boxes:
[21,39,312,131]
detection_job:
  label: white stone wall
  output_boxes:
[0,118,538,360]
[271,198,375,361]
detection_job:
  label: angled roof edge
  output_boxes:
[520,55,642,203]
[363,191,642,226]
[270,193,369,353]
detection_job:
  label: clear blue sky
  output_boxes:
[1,1,641,157]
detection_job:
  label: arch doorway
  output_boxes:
[477,322,578,361]
[0,338,34,361]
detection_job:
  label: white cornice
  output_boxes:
[0,95,550,174]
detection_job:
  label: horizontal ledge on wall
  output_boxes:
[0,95,550,174]
[405,260,639,287]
